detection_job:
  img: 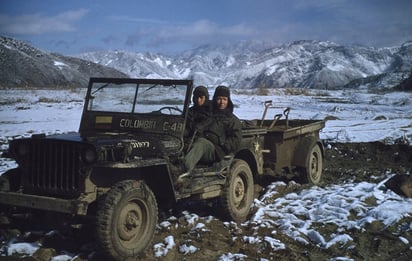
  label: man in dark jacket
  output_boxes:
[183,85,242,173]
[186,85,211,138]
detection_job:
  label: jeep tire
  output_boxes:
[96,180,158,260]
[218,159,254,223]
[303,144,323,184]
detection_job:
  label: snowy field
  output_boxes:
[1,88,412,146]
[0,88,411,260]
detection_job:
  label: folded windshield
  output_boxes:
[87,82,187,115]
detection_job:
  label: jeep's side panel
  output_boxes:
[238,127,267,176]
[239,119,325,177]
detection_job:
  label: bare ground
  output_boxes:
[1,142,411,260]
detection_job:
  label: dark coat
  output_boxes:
[186,100,212,137]
[202,107,242,160]
[186,85,242,161]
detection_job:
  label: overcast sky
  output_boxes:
[1,0,411,55]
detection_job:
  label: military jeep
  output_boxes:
[0,77,325,260]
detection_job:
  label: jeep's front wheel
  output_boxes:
[218,159,254,223]
[96,180,158,260]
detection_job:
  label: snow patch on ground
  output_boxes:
[250,180,412,249]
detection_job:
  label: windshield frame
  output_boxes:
[79,78,193,136]
[85,78,190,115]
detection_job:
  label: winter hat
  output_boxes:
[193,85,209,99]
[213,85,234,112]
[213,85,230,99]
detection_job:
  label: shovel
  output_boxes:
[260,100,273,127]
[269,114,282,129]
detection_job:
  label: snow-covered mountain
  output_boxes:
[0,36,127,88]
[1,35,411,89]
[78,40,412,89]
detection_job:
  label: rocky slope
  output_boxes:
[0,36,127,88]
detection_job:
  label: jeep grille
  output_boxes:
[21,140,83,197]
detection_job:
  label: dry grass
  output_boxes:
[38,97,61,103]
[234,87,332,97]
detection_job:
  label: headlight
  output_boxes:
[83,148,97,163]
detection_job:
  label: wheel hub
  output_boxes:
[233,176,245,207]
[125,212,139,230]
[118,202,143,241]
[310,154,320,179]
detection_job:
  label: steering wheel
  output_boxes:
[156,106,183,115]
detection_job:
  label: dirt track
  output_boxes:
[1,142,411,260]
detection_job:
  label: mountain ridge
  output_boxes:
[0,36,127,88]
[1,36,411,89]
[78,39,412,89]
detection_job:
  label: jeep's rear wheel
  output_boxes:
[96,180,158,260]
[218,159,254,223]
[302,144,323,184]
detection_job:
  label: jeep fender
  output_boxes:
[90,160,177,206]
[292,136,324,168]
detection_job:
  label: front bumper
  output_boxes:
[0,191,90,215]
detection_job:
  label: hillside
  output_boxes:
[0,36,127,88]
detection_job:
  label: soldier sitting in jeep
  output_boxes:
[185,85,212,138]
[181,85,242,176]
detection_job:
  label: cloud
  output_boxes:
[0,9,88,35]
[163,20,255,38]
[124,19,256,49]
[245,0,412,48]
[108,15,170,25]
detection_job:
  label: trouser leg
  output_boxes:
[184,137,215,172]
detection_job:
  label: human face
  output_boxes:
[194,95,206,106]
[215,96,228,110]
